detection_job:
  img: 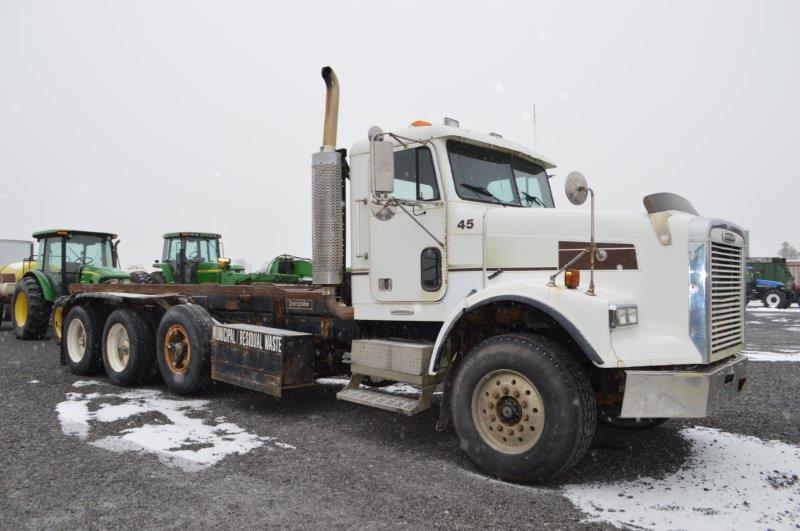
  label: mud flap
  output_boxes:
[210,323,314,397]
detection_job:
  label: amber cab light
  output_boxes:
[564,269,580,289]
[411,120,432,127]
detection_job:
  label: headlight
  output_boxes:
[610,304,638,329]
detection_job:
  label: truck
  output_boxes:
[12,230,132,341]
[0,239,34,323]
[55,67,748,484]
[141,231,311,285]
[747,257,799,308]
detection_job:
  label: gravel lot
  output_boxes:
[1,306,798,529]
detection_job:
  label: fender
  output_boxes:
[428,283,621,375]
[23,270,56,302]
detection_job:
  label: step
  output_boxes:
[350,339,436,385]
[336,375,435,416]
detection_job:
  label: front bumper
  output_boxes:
[620,354,747,418]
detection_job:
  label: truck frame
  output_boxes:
[55,67,749,484]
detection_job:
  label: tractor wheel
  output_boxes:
[762,289,787,309]
[450,334,596,484]
[129,271,155,284]
[51,296,68,346]
[12,277,51,340]
[598,404,669,430]
[156,303,213,394]
[102,309,155,386]
[63,305,105,375]
[149,271,165,284]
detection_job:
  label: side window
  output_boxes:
[45,238,62,273]
[393,147,440,201]
[166,239,181,261]
[421,247,442,291]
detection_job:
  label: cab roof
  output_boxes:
[350,122,556,169]
[32,229,117,239]
[163,232,222,239]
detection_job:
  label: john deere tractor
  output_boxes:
[145,232,312,285]
[12,230,130,341]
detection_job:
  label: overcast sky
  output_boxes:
[1,0,797,269]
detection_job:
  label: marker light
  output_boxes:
[564,269,580,289]
[609,304,638,329]
[411,120,432,127]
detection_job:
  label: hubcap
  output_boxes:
[106,323,131,373]
[14,292,28,328]
[766,294,780,308]
[471,369,545,454]
[66,318,87,363]
[53,307,64,339]
[163,324,191,375]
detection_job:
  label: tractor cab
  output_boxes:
[154,232,241,284]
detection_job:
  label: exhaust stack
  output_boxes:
[312,66,344,285]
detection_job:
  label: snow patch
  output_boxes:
[56,388,293,471]
[744,350,800,362]
[563,426,800,530]
[747,307,800,314]
[28,380,39,384]
[72,380,101,388]
[315,377,440,397]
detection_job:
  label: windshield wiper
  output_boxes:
[520,191,546,207]
[460,183,512,207]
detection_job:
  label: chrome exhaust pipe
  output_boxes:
[321,66,339,152]
[312,66,344,285]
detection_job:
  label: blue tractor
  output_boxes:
[747,266,794,308]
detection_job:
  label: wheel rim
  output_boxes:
[163,324,191,375]
[14,292,28,327]
[471,369,545,455]
[106,323,131,373]
[66,318,87,363]
[53,306,64,339]
[766,294,780,308]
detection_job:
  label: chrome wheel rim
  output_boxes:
[106,323,131,373]
[765,294,780,308]
[471,369,545,454]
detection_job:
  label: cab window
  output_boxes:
[393,147,440,201]
[44,238,62,273]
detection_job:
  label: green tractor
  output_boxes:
[12,230,130,341]
[144,232,312,285]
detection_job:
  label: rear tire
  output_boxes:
[102,309,155,386]
[12,277,51,340]
[63,305,104,375]
[156,303,213,394]
[450,334,596,484]
[598,404,669,430]
[762,289,787,309]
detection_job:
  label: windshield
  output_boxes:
[64,235,114,267]
[447,140,554,208]
[185,238,220,262]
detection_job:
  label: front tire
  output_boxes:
[156,303,213,394]
[102,309,155,386]
[762,289,787,309]
[12,277,51,340]
[450,334,596,484]
[63,305,104,375]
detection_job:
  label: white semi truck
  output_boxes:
[57,67,748,483]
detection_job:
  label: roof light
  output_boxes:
[411,120,432,127]
[443,117,460,127]
[56,231,68,237]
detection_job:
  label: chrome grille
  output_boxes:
[709,241,745,357]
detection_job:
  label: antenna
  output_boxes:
[532,104,537,151]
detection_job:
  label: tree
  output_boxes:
[777,241,799,259]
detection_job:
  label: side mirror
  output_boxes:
[368,126,394,195]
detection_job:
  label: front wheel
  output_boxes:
[762,289,787,309]
[450,334,596,484]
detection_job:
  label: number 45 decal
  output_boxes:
[456,219,475,230]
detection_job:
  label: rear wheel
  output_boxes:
[450,334,596,484]
[64,305,104,375]
[102,309,155,386]
[762,289,787,309]
[156,303,213,394]
[129,271,154,284]
[12,277,51,340]
[150,271,165,284]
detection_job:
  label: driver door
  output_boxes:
[369,146,447,303]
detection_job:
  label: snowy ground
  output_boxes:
[1,309,799,528]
